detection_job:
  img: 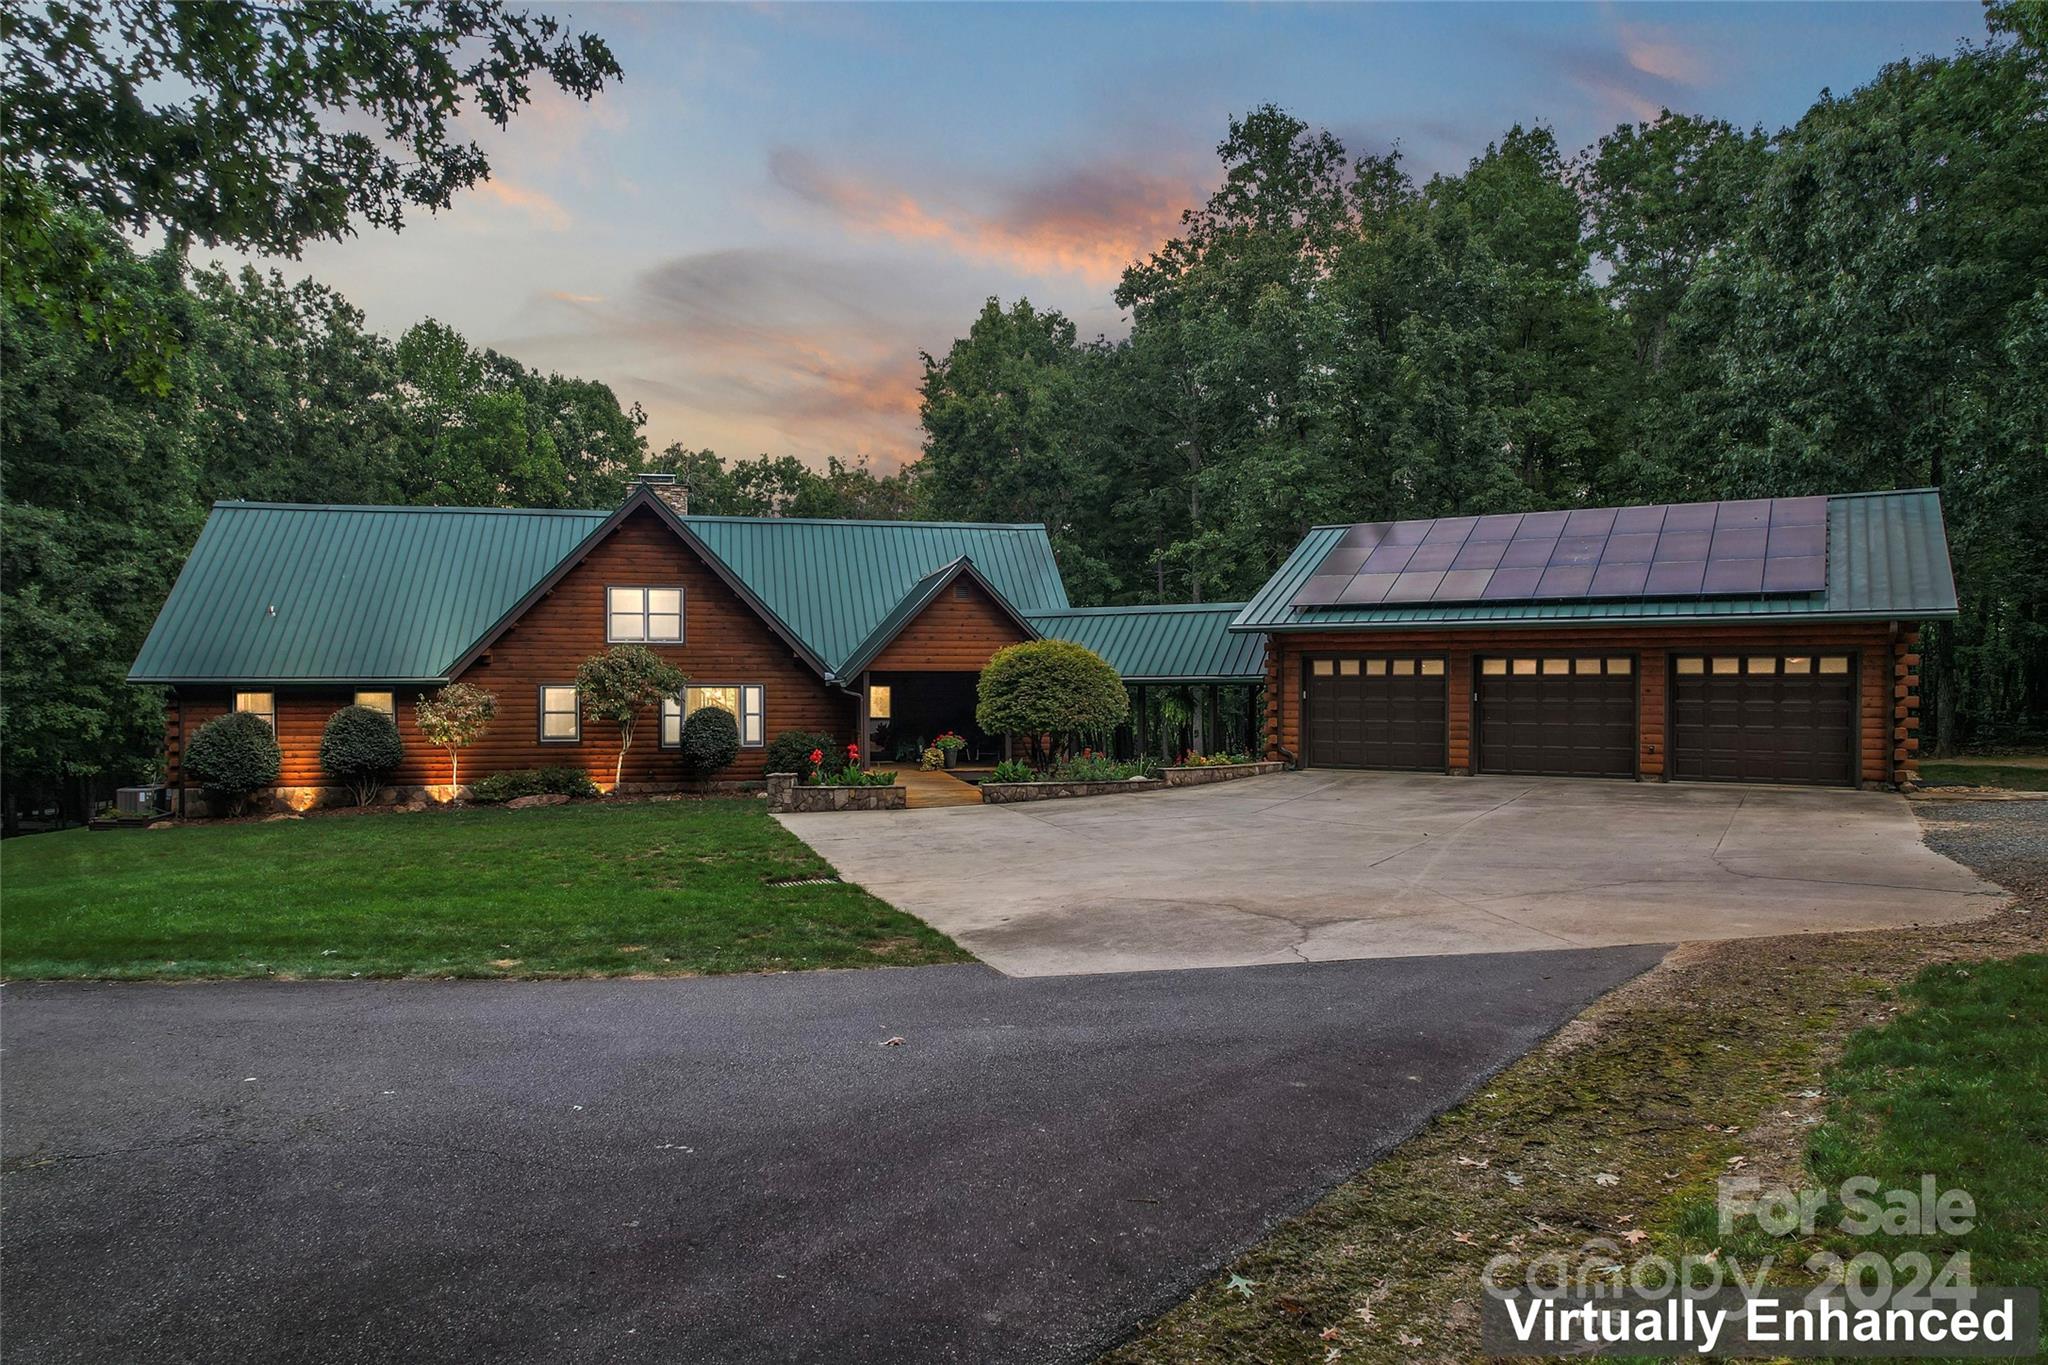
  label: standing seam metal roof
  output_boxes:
[1230,489,1958,633]
[129,503,1075,684]
[1028,604,1265,682]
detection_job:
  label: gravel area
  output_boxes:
[1916,799,2048,902]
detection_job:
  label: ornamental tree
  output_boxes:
[576,645,685,791]
[976,639,1128,765]
[414,682,496,798]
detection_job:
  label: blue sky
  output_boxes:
[241,2,1989,471]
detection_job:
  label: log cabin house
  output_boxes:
[130,480,1954,810]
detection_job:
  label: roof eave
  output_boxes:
[1239,607,1959,633]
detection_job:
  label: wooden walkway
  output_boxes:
[879,765,985,809]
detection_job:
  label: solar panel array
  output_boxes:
[1289,496,1830,609]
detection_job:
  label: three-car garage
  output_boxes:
[1294,645,1867,788]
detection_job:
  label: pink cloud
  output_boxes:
[770,148,1198,286]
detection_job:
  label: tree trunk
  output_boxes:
[449,747,461,799]
[615,725,632,791]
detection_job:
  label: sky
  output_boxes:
[235,2,1990,473]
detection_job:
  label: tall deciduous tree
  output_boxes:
[1,0,620,380]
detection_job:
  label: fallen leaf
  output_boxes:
[1593,1172,1620,1187]
[1226,1273,1257,1299]
[1501,1171,1524,1187]
[1456,1156,1490,1169]
[1452,1231,1478,1246]
[879,1036,906,1047]
[1621,1229,1649,1245]
[1320,1326,1343,1341]
[1398,1333,1424,1347]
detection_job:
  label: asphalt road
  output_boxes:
[3,948,1664,1364]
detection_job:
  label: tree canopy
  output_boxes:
[919,22,2047,753]
[1,0,619,381]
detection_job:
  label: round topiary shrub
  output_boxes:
[319,704,406,806]
[976,638,1128,765]
[680,705,741,779]
[185,710,282,814]
[765,729,835,782]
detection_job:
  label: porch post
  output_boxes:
[1134,685,1149,761]
[856,671,870,765]
[1245,685,1259,754]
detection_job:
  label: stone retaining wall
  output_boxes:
[765,772,907,813]
[1161,760,1286,787]
[977,777,1165,804]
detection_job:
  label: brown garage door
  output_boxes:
[1670,652,1856,786]
[1477,655,1638,779]
[1304,655,1447,771]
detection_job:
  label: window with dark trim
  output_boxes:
[354,690,395,716]
[234,690,276,731]
[539,684,580,742]
[661,684,765,748]
[607,585,683,643]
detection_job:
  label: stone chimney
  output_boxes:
[633,472,690,517]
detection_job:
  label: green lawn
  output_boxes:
[0,800,971,979]
[1917,757,2048,791]
[1798,956,2048,1295]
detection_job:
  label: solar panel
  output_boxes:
[1289,496,1831,609]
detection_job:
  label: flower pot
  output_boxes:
[943,748,959,769]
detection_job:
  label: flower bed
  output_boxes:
[765,772,906,813]
[1162,759,1286,787]
[977,776,1165,804]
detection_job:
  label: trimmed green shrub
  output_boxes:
[765,729,835,781]
[976,638,1128,764]
[469,766,599,804]
[679,705,740,778]
[185,710,281,813]
[319,704,405,805]
[987,758,1037,783]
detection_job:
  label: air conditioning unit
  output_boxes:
[115,785,171,819]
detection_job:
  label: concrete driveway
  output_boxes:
[3,950,1660,1364]
[779,771,2006,976]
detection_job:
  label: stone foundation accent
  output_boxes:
[765,772,907,813]
[977,777,1165,804]
[1161,760,1286,786]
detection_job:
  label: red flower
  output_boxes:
[846,742,860,762]
[808,748,823,766]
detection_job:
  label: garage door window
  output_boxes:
[1312,660,1334,677]
[1338,658,1360,676]
[1819,656,1850,674]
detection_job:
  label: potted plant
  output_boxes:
[920,744,945,771]
[934,731,968,769]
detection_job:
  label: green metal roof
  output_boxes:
[1231,489,1958,634]
[684,515,1068,677]
[129,504,609,684]
[1029,603,1266,683]
[130,500,1072,685]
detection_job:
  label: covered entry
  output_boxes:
[1476,655,1637,779]
[1670,652,1856,786]
[1303,654,1447,771]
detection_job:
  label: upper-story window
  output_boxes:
[354,690,395,717]
[608,586,682,643]
[234,690,276,731]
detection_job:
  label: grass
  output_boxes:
[1100,819,2045,1364]
[1917,758,2048,791]
[0,799,971,979]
